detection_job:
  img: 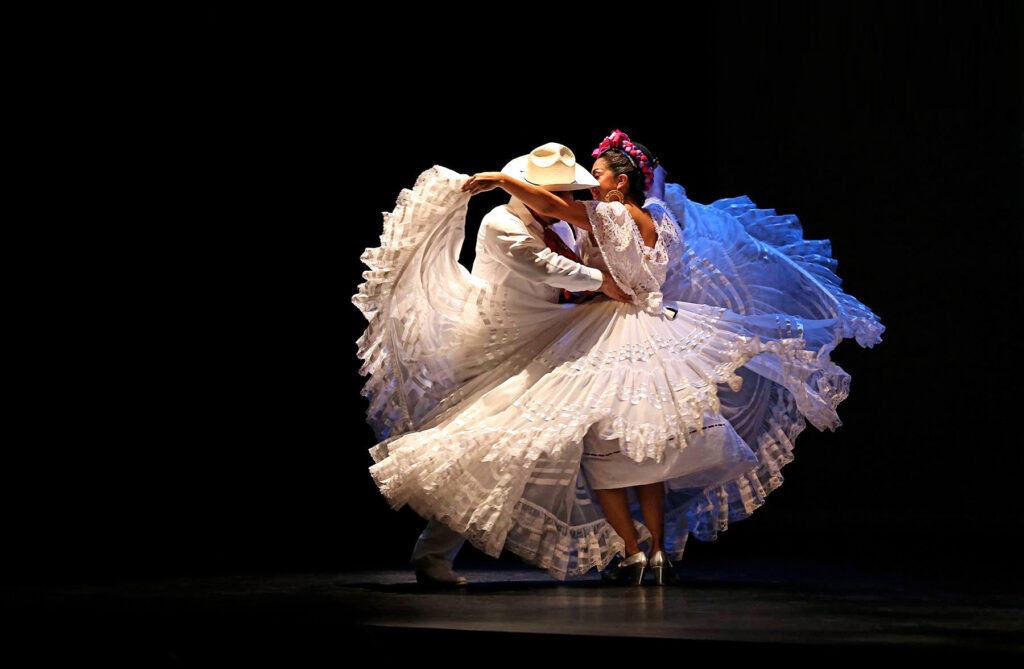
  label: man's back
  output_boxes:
[472,198,598,304]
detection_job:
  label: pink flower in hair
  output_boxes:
[592,129,654,189]
[591,128,632,157]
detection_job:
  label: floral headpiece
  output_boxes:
[591,129,655,190]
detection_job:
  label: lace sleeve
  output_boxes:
[583,200,638,297]
[583,200,670,316]
[642,200,681,247]
[642,197,687,301]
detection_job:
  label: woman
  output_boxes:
[355,130,882,583]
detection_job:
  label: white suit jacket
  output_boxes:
[471,196,604,303]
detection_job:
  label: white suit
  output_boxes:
[411,196,605,568]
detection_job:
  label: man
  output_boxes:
[411,142,630,586]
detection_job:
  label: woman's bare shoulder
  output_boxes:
[631,204,655,229]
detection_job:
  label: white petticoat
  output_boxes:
[580,411,759,490]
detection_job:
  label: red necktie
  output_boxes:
[542,226,597,304]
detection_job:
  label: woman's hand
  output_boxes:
[462,172,506,195]
[599,273,632,303]
[461,172,591,230]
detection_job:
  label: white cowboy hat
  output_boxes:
[501,142,599,191]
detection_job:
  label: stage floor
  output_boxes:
[5,556,1022,662]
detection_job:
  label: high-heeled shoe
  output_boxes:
[601,550,647,585]
[647,550,680,585]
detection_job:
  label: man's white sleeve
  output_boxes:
[480,215,604,292]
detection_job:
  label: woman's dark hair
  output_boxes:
[596,141,658,204]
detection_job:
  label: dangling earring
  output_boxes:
[605,189,624,203]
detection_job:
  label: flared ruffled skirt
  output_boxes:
[368,297,849,580]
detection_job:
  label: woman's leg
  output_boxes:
[635,481,666,554]
[594,487,643,555]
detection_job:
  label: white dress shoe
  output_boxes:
[412,558,468,586]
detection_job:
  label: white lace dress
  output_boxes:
[354,166,878,580]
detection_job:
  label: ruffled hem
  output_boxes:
[705,193,885,349]
[371,431,656,580]
[352,165,475,439]
[660,183,884,350]
[502,499,653,579]
[660,381,815,563]
[400,473,655,580]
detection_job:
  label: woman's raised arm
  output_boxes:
[461,172,593,231]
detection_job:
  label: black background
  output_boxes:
[11,3,1020,583]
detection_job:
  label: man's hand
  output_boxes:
[599,272,632,303]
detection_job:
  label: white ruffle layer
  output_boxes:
[353,167,475,440]
[353,166,573,441]
[662,183,885,349]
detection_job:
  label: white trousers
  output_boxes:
[411,518,466,567]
